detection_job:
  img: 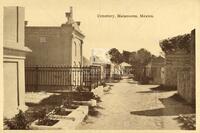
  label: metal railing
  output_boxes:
[25,65,101,92]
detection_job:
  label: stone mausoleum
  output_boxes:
[3,6,31,118]
[25,7,85,67]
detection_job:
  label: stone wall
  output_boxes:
[177,29,195,104]
[164,50,191,87]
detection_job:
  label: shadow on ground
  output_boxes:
[150,85,176,91]
[136,85,177,94]
[88,106,102,117]
[127,81,138,84]
[130,94,195,116]
[26,91,95,106]
[109,80,121,83]
[25,93,71,123]
[25,91,95,123]
[126,79,138,84]
[26,93,65,107]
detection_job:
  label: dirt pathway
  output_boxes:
[77,78,195,130]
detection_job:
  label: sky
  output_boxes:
[2,0,200,59]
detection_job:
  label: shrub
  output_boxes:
[177,114,196,130]
[37,108,47,121]
[102,82,107,87]
[4,110,30,130]
[76,85,84,92]
[140,76,151,84]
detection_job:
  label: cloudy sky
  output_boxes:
[2,0,199,58]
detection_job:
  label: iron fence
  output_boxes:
[25,65,101,92]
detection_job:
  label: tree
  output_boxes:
[108,48,123,64]
[135,48,152,66]
[108,48,153,83]
[128,52,137,66]
[128,48,152,82]
[126,49,151,67]
[122,50,131,63]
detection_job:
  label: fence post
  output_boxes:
[35,65,39,91]
[80,66,82,88]
[95,67,98,86]
[99,67,101,84]
[99,66,101,85]
[97,67,99,87]
[90,66,92,91]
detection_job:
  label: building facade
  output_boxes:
[120,62,132,76]
[145,56,165,84]
[25,7,84,67]
[3,6,31,118]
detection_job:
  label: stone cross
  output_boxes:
[65,7,73,24]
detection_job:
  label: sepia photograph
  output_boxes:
[1,0,199,131]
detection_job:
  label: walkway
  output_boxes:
[77,78,195,130]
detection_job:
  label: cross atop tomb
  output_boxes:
[65,7,74,24]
